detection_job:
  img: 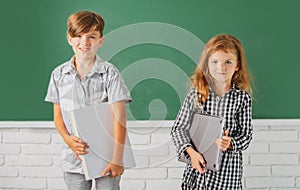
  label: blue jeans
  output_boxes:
[64,172,120,190]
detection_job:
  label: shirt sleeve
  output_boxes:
[44,71,60,104]
[170,89,196,157]
[230,93,253,152]
[106,66,132,104]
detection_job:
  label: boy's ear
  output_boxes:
[98,36,105,47]
[67,35,72,46]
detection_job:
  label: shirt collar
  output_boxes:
[90,55,107,74]
[209,83,241,96]
[231,83,241,93]
[61,55,106,75]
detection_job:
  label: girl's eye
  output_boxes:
[225,60,232,64]
[211,60,218,64]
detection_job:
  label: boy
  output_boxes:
[45,11,131,190]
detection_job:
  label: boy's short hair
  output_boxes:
[67,11,105,37]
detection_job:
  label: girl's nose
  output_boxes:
[217,63,225,71]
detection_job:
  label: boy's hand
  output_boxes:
[101,162,124,178]
[53,104,89,160]
[186,147,206,174]
[215,130,232,151]
[65,135,89,160]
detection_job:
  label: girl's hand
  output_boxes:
[186,147,207,173]
[65,135,89,160]
[215,130,232,151]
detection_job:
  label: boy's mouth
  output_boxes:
[79,47,90,53]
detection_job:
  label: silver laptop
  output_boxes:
[178,112,224,171]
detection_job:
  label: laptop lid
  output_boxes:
[189,112,224,171]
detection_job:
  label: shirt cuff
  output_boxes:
[230,138,238,152]
[109,95,132,104]
[44,96,60,104]
[179,143,192,157]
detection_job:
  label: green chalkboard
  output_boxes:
[1,0,299,120]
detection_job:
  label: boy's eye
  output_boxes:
[89,36,96,39]
[211,60,218,64]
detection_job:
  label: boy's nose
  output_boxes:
[80,37,90,45]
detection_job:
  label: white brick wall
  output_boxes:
[0,120,300,190]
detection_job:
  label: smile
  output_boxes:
[79,48,90,52]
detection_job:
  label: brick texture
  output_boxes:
[1,121,300,190]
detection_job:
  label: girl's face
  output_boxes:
[208,50,239,85]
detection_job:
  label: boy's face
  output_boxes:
[68,30,104,61]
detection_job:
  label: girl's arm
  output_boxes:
[171,90,195,158]
[230,94,253,152]
[170,90,207,173]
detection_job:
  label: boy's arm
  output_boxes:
[101,100,127,177]
[53,103,89,160]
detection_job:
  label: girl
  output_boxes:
[171,34,253,189]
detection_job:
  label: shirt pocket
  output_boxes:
[87,78,108,105]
